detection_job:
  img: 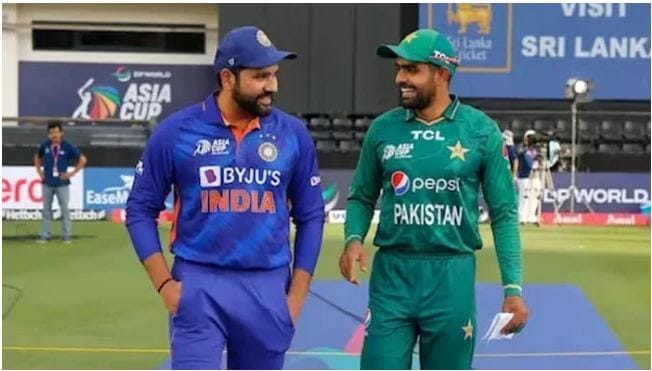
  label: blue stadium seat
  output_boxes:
[310,130,331,140]
[494,117,510,131]
[555,119,572,142]
[578,119,599,142]
[354,117,371,131]
[315,140,338,152]
[622,143,644,154]
[597,143,621,154]
[332,131,353,141]
[510,119,532,142]
[623,120,645,143]
[599,120,623,143]
[309,117,331,130]
[339,140,361,152]
[533,119,555,133]
[574,143,595,155]
[332,117,353,130]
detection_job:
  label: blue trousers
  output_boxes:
[40,185,71,239]
[169,258,295,370]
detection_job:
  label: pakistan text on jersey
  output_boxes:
[394,203,464,226]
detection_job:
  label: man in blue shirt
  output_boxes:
[126,26,325,370]
[514,130,539,224]
[34,122,87,244]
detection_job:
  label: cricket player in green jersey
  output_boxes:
[339,29,529,370]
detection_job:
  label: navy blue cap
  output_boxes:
[214,26,297,71]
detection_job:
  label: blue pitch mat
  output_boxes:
[159,282,639,370]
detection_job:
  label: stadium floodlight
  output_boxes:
[565,78,594,103]
[557,78,596,215]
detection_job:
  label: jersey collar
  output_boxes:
[199,92,270,130]
[405,94,460,124]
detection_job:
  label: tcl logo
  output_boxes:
[2,178,42,203]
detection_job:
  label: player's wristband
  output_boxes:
[503,284,523,297]
[344,235,363,248]
[157,278,173,293]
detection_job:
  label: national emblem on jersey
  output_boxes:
[390,171,410,196]
[447,140,470,161]
[258,142,278,162]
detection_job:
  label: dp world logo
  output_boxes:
[391,171,410,196]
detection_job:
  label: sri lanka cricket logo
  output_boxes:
[447,3,492,35]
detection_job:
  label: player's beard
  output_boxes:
[399,83,436,111]
[233,84,274,117]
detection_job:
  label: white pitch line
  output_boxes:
[3,346,650,358]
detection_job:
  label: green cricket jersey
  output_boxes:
[345,95,522,295]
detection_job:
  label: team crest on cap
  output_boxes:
[256,30,272,47]
[258,142,278,162]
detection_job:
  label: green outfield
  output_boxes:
[2,221,650,369]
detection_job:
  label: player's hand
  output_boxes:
[37,170,45,181]
[159,280,182,314]
[339,240,368,285]
[59,172,71,180]
[501,295,529,334]
[286,295,302,327]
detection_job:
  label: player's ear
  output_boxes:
[219,68,236,91]
[436,67,448,84]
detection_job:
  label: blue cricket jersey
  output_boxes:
[126,94,325,273]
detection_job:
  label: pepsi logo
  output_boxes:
[391,171,410,196]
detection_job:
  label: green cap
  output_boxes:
[377,29,459,75]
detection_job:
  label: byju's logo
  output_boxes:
[390,171,410,196]
[199,166,221,187]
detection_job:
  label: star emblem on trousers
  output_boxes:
[462,319,473,340]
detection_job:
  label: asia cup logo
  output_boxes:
[390,171,410,196]
[72,78,122,120]
[90,86,121,119]
[72,66,172,121]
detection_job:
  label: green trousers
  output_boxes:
[361,248,476,370]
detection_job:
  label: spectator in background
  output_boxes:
[502,129,517,173]
[34,122,87,244]
[546,131,562,172]
[514,130,538,224]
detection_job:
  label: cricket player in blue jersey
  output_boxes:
[126,26,325,370]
